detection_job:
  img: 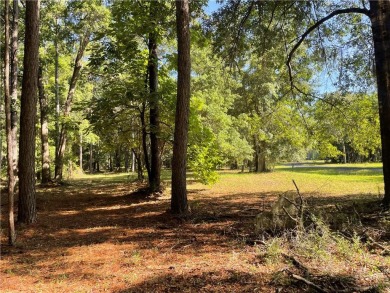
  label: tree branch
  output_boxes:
[286,7,370,89]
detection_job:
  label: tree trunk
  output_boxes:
[125,148,129,172]
[140,103,151,178]
[132,148,144,180]
[115,148,121,171]
[132,132,136,172]
[342,141,347,164]
[89,144,93,174]
[254,136,259,172]
[132,150,136,172]
[4,0,16,245]
[370,1,390,208]
[18,0,40,224]
[79,132,83,171]
[55,33,90,180]
[171,0,191,214]
[54,17,60,169]
[148,21,161,192]
[10,0,18,173]
[38,65,51,184]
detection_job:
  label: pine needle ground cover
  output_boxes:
[1,163,389,292]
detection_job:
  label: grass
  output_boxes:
[0,162,389,292]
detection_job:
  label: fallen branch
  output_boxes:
[284,269,327,293]
[281,253,309,276]
[367,236,390,255]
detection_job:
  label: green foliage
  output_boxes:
[312,93,380,161]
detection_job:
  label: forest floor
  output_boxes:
[1,163,390,292]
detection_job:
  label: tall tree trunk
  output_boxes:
[125,148,129,172]
[18,0,40,224]
[171,0,191,214]
[132,151,136,172]
[54,17,60,170]
[4,0,16,245]
[370,0,390,208]
[38,65,51,184]
[148,37,161,192]
[89,144,93,174]
[131,131,136,172]
[10,0,18,172]
[148,27,161,192]
[342,141,347,164]
[254,136,259,172]
[79,132,83,171]
[258,141,266,172]
[132,148,144,180]
[55,33,90,180]
[115,147,121,171]
[140,103,151,179]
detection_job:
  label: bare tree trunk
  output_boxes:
[132,131,136,172]
[18,0,40,224]
[4,0,16,245]
[54,17,60,170]
[370,0,390,208]
[342,141,347,164]
[38,65,51,184]
[89,144,93,174]
[125,148,129,172]
[171,0,191,214]
[10,0,18,173]
[55,33,90,180]
[148,37,161,192]
[140,103,151,178]
[79,132,83,171]
[148,9,161,192]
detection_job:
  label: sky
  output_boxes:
[205,1,221,15]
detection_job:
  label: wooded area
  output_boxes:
[1,0,390,292]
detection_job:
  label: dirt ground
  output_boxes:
[1,176,389,292]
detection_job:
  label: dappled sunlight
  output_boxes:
[1,165,389,292]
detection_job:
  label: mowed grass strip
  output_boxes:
[189,162,384,197]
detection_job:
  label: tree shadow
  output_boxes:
[115,270,268,293]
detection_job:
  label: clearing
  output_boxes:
[1,163,390,292]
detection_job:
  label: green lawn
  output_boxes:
[190,162,384,198]
[69,162,384,198]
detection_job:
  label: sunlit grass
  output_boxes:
[67,162,384,198]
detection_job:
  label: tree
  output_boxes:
[286,1,390,207]
[171,0,191,214]
[18,0,40,224]
[148,1,162,193]
[4,0,16,244]
[38,63,51,183]
[370,1,390,208]
[54,0,109,180]
[10,0,18,174]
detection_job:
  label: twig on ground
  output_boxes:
[281,253,309,276]
[367,236,390,255]
[284,269,327,293]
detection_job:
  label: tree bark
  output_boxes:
[89,144,93,174]
[147,2,162,192]
[125,148,129,172]
[4,0,16,245]
[18,0,40,224]
[54,17,60,168]
[79,132,83,170]
[148,31,162,192]
[171,0,191,214]
[38,65,51,184]
[10,0,18,173]
[370,0,390,208]
[55,33,90,180]
[140,103,151,179]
